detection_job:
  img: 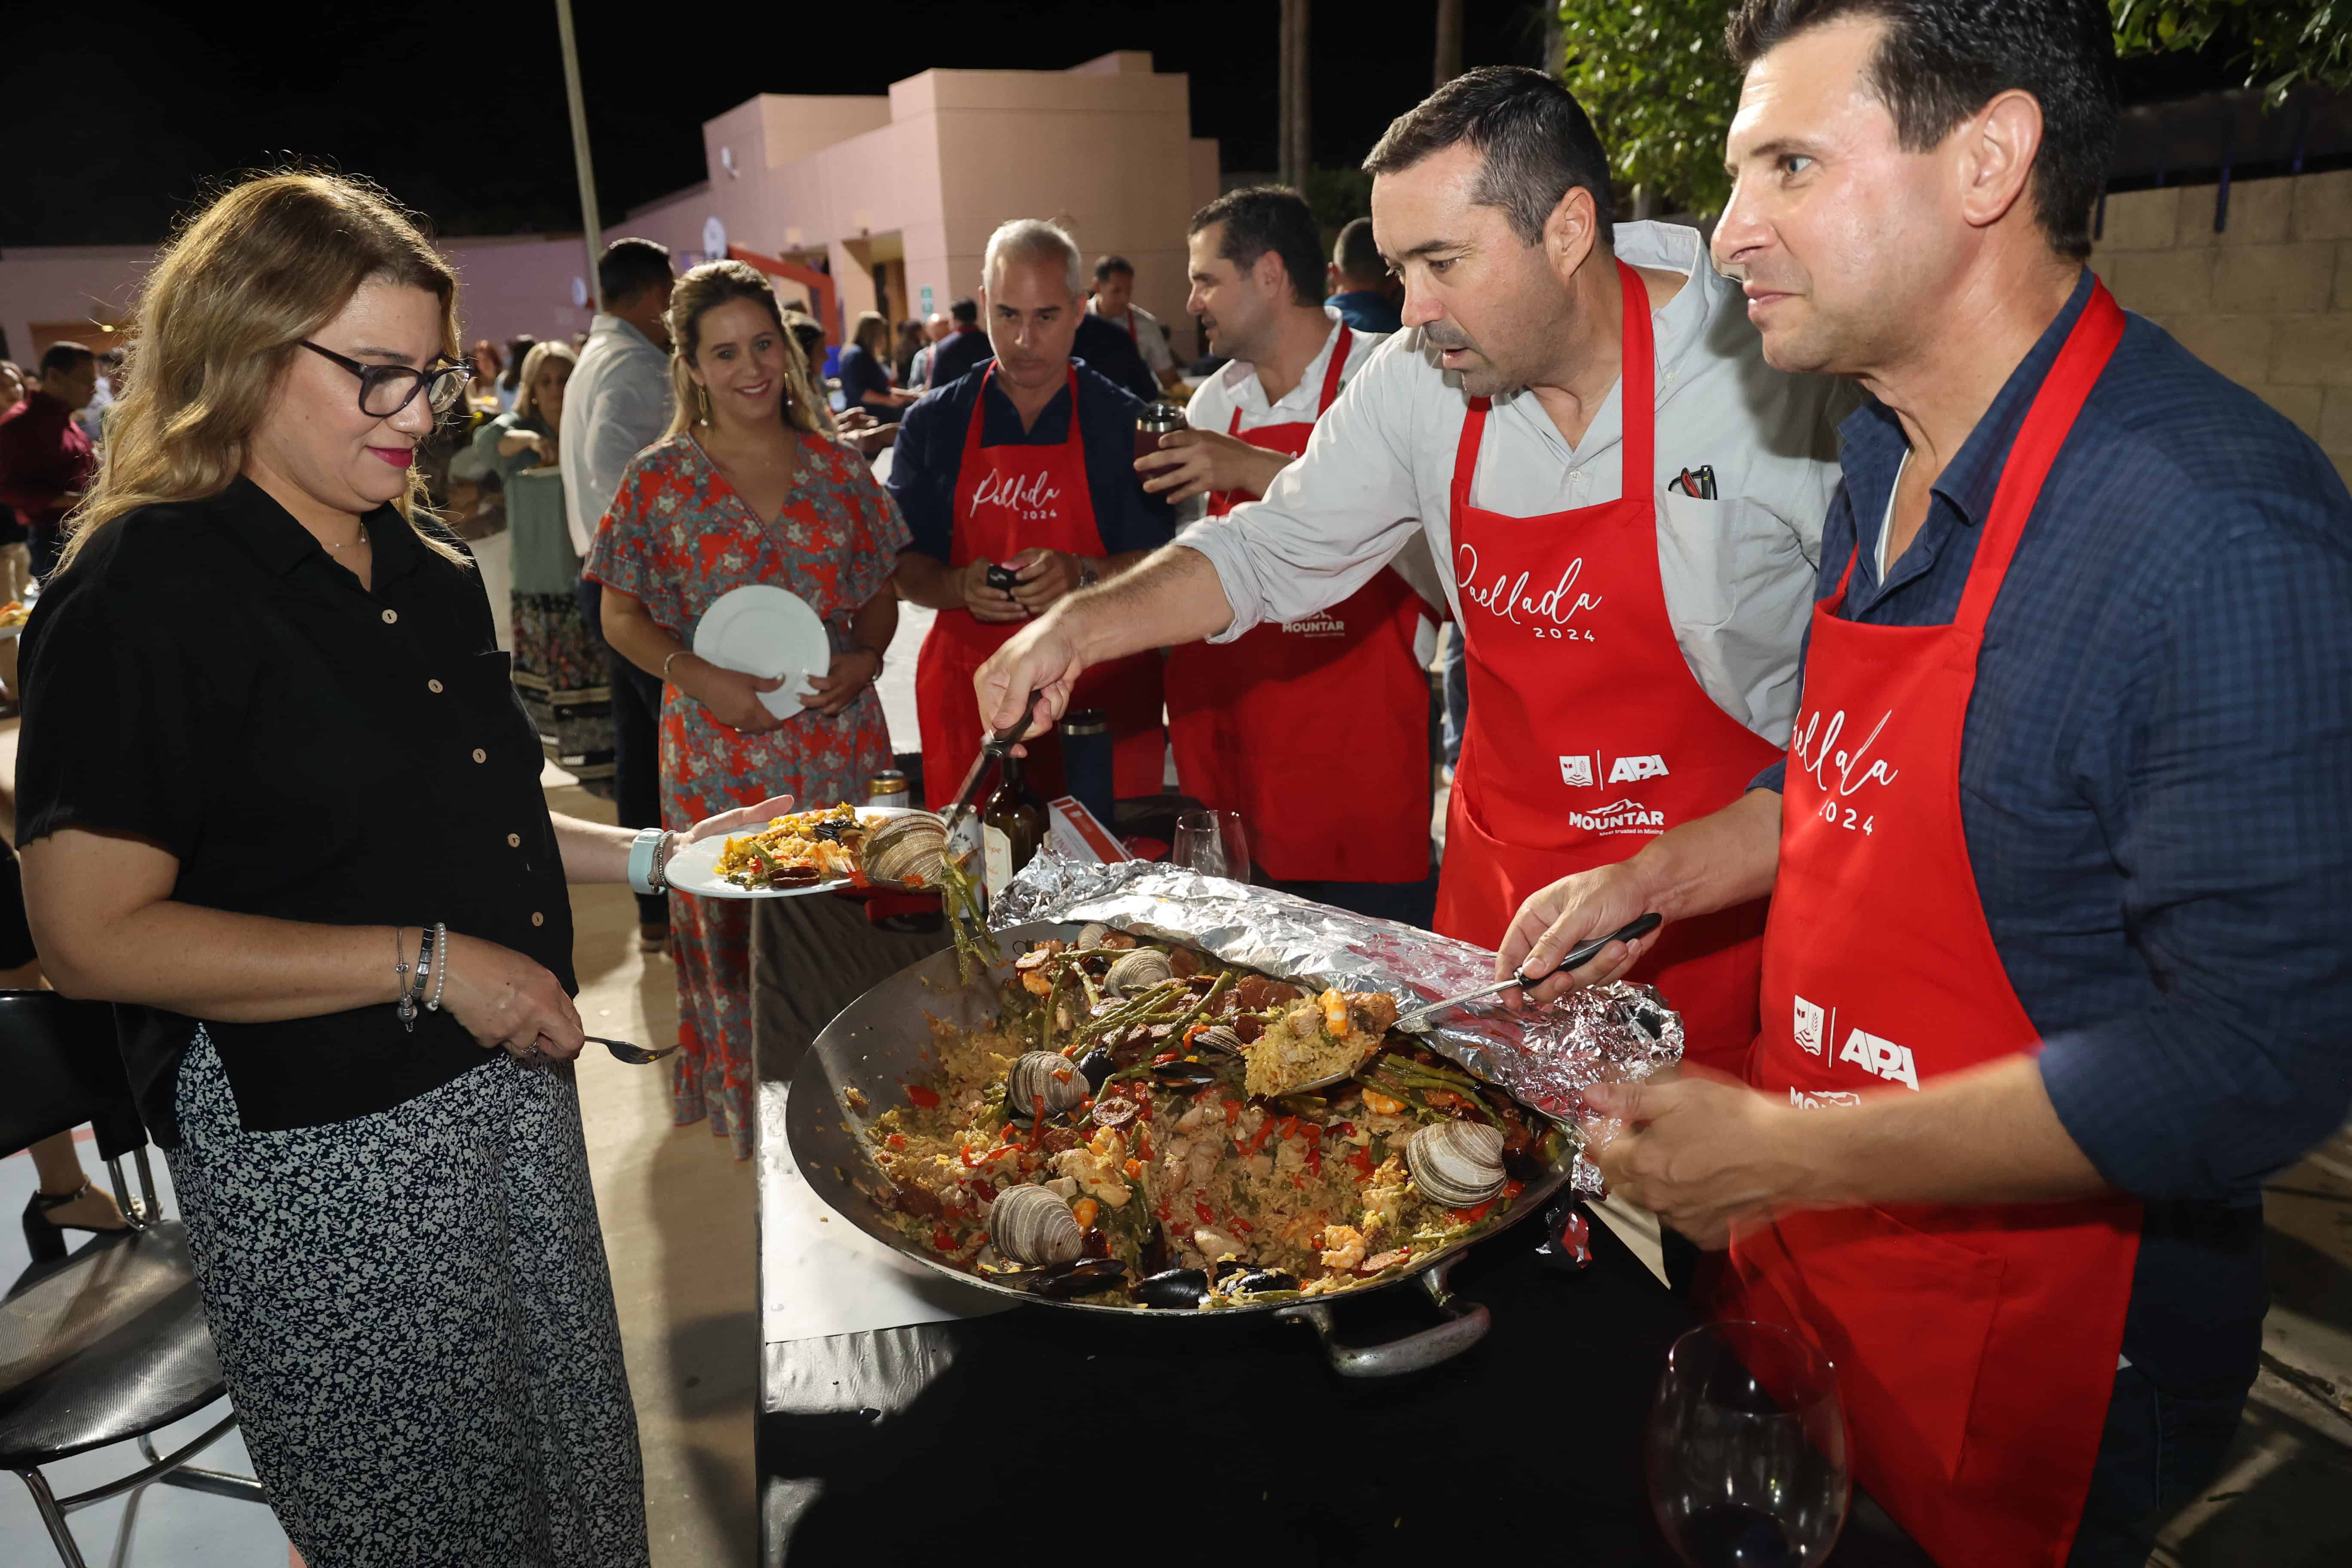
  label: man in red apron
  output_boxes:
[971,70,1847,1077]
[889,219,1178,808]
[1139,187,1438,919]
[1515,6,2352,1563]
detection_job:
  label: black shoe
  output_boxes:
[22,1181,129,1263]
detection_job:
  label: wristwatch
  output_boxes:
[1077,557,1101,591]
[626,827,676,896]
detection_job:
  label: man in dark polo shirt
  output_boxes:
[1501,3,2352,1564]
[890,218,1175,812]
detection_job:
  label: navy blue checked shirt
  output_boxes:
[1752,272,2352,1392]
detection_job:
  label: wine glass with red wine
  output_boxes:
[1648,1320,1850,1568]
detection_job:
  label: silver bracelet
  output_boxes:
[426,921,450,1011]
[662,649,691,683]
[393,926,415,1031]
[401,924,434,1032]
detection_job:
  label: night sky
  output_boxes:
[3,0,1555,247]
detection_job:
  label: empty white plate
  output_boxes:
[692,586,832,717]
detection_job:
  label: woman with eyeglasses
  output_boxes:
[10,171,785,1567]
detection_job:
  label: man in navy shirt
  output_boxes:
[927,297,989,389]
[891,219,1176,812]
[1501,3,2352,1564]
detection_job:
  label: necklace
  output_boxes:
[325,522,370,552]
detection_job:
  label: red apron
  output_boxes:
[1165,328,1432,882]
[1431,261,1778,1075]
[1724,284,2141,1566]
[915,365,1165,809]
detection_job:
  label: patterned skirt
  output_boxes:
[513,590,615,797]
[165,1031,649,1568]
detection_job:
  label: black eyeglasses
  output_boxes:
[300,340,474,418]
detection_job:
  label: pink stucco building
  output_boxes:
[0,51,1220,365]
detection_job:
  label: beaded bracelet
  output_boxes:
[426,921,450,1012]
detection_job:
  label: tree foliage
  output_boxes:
[1555,0,2352,219]
[2112,0,2351,104]
[1557,0,1746,217]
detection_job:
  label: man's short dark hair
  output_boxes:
[597,237,673,306]
[949,295,979,326]
[1187,187,1323,308]
[1726,0,2115,261]
[38,341,94,378]
[1333,217,1384,285]
[1363,66,1616,243]
[1092,254,1134,285]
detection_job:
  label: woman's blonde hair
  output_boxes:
[60,171,469,573]
[512,338,578,425]
[851,309,892,360]
[664,260,826,440]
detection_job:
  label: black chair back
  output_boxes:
[0,992,146,1164]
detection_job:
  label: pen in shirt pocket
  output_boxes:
[1670,464,1718,500]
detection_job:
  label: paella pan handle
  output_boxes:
[1273,1255,1491,1378]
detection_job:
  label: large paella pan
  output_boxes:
[787,920,1595,1375]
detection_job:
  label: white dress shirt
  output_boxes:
[560,314,674,559]
[1186,312,1447,619]
[1091,300,1176,375]
[1176,221,1853,744]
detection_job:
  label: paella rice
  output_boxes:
[854,932,1565,1309]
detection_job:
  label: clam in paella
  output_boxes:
[859,928,1566,1309]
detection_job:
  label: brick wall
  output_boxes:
[2090,169,2352,490]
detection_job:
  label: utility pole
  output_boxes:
[1435,0,1464,88]
[554,0,604,312]
[1279,0,1311,191]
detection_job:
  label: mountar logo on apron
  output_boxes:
[1278,610,1349,639]
[1563,797,1665,835]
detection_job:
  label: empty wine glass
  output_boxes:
[1172,809,1251,882]
[1648,1320,1850,1568]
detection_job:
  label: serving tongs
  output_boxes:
[1391,913,1663,1034]
[939,689,1045,835]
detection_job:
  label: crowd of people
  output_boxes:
[3,0,2348,1564]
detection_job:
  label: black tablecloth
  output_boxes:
[755,1208,1935,1565]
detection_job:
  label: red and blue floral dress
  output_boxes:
[588,432,909,1157]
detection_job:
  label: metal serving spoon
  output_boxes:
[1390,913,1664,1034]
[940,690,1046,836]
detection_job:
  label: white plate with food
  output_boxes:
[665,804,955,900]
[692,585,831,717]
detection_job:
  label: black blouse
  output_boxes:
[15,478,575,1145]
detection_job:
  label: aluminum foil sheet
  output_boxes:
[994,855,1683,1192]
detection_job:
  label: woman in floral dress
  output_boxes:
[588,262,908,1157]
